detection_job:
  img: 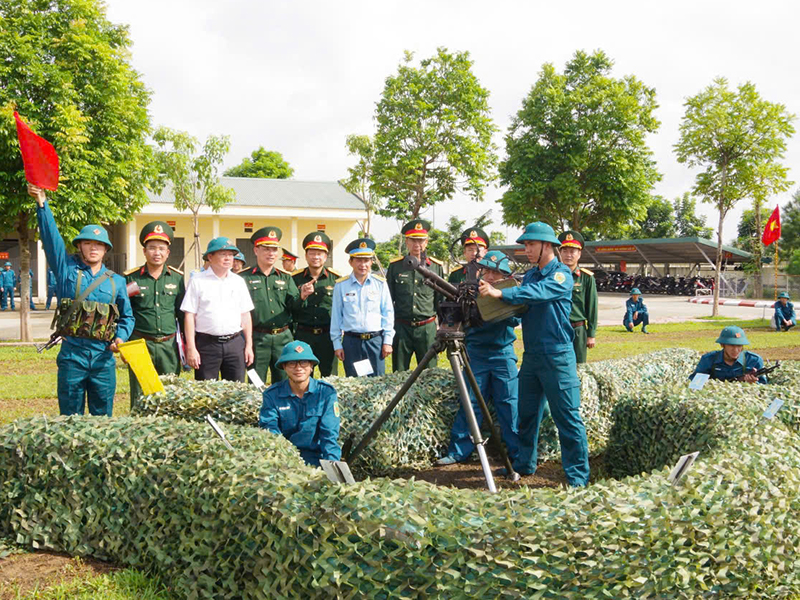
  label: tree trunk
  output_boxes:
[16,213,32,342]
[712,207,724,317]
[193,209,201,270]
[753,197,764,299]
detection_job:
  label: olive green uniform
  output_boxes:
[386,255,444,372]
[448,266,466,285]
[569,267,598,364]
[244,265,299,384]
[125,265,185,407]
[292,266,339,377]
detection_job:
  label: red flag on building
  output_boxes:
[14,112,59,191]
[762,205,781,246]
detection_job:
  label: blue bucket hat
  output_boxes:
[515,222,560,246]
[778,291,790,299]
[234,251,246,264]
[275,340,319,367]
[73,225,113,250]
[203,237,239,259]
[716,325,749,346]
[630,288,642,295]
[476,250,512,275]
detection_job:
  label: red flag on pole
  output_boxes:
[14,112,59,191]
[762,205,781,246]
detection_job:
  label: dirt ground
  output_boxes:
[0,551,115,599]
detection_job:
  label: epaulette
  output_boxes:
[291,268,304,276]
[327,268,340,277]
[167,265,184,276]
[372,274,386,282]
[124,265,142,276]
[389,256,404,264]
[428,256,444,266]
[275,267,289,276]
[335,275,349,283]
[580,268,594,277]
[449,266,465,275]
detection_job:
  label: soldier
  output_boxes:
[244,226,300,384]
[689,326,767,384]
[386,219,444,372]
[281,248,298,273]
[773,292,796,332]
[1,262,16,310]
[26,269,36,310]
[557,230,598,363]
[330,238,394,376]
[124,221,186,408]
[292,231,340,377]
[45,268,57,310]
[624,288,649,334]
[448,226,489,284]
[232,251,247,274]
[479,222,589,486]
[29,183,134,416]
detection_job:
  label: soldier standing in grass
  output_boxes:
[292,231,339,377]
[386,220,444,372]
[447,226,488,284]
[125,221,185,408]
[557,230,598,364]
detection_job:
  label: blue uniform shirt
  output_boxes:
[690,350,767,384]
[259,378,342,466]
[625,297,647,321]
[466,315,520,357]
[500,258,574,353]
[330,272,395,351]
[47,269,57,289]
[1,269,16,288]
[774,300,795,322]
[36,201,134,348]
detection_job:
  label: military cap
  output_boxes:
[515,222,560,246]
[3,262,10,267]
[139,221,174,246]
[630,288,642,295]
[716,325,749,346]
[345,237,376,257]
[281,248,298,261]
[460,227,488,247]
[204,237,239,257]
[476,250,512,275]
[402,220,431,239]
[558,230,585,250]
[234,251,246,264]
[73,224,113,250]
[302,231,331,252]
[275,340,319,367]
[778,291,791,299]
[250,226,282,247]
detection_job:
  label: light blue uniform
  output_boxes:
[501,257,590,486]
[1,268,16,310]
[37,201,134,416]
[624,297,649,331]
[259,378,341,466]
[330,272,394,376]
[773,301,796,331]
[690,350,767,384]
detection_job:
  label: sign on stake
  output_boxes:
[689,373,709,390]
[247,369,266,392]
[762,398,784,420]
[320,460,356,484]
[206,415,234,451]
[668,451,699,486]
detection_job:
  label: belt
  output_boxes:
[297,324,330,335]
[397,316,436,327]
[344,331,383,340]
[571,320,586,329]
[196,331,241,343]
[254,325,290,335]
[135,331,176,343]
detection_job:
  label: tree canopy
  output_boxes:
[629,197,676,239]
[673,193,713,238]
[499,49,661,235]
[223,147,293,179]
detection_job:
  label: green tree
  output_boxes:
[675,78,795,315]
[224,147,293,179]
[734,207,772,249]
[499,50,661,235]
[342,135,379,235]
[372,48,498,221]
[152,127,235,270]
[673,193,713,238]
[780,189,800,254]
[630,197,676,239]
[0,0,153,340]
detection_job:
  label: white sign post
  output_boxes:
[668,451,700,486]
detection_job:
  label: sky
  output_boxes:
[103,0,800,245]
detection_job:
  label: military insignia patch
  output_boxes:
[333,401,340,417]
[268,230,276,238]
[359,242,367,249]
[554,272,567,285]
[735,332,741,338]
[226,239,233,245]
[154,224,163,234]
[165,283,177,289]
[470,230,477,238]
[93,228,101,235]
[414,222,423,230]
[314,235,322,242]
[490,255,497,262]
[295,345,304,353]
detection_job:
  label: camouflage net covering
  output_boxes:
[3,350,800,598]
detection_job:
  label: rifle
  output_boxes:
[36,334,62,353]
[715,361,780,382]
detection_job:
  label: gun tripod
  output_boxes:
[342,326,519,493]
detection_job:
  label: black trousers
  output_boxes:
[195,332,246,382]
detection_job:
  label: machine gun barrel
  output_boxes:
[404,256,458,298]
[422,278,456,299]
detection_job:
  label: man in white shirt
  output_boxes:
[181,237,255,381]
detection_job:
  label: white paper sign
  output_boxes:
[668,451,700,485]
[319,459,356,484]
[689,373,709,390]
[762,398,784,420]
[353,359,374,377]
[247,369,266,391]
[205,415,233,451]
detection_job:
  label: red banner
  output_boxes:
[14,112,59,190]
[762,205,781,246]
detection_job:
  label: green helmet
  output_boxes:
[630,288,642,295]
[203,237,239,259]
[778,291,790,299]
[716,326,749,346]
[515,222,560,246]
[234,251,246,264]
[275,340,319,367]
[3,261,10,267]
[476,250,512,275]
[73,225,113,250]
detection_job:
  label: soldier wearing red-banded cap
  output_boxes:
[557,230,598,364]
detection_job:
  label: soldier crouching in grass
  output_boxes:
[689,326,768,384]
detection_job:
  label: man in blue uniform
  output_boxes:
[1,262,16,310]
[29,183,134,416]
[330,238,394,377]
[259,340,341,467]
[46,268,57,310]
[624,288,649,334]
[26,269,36,310]
[773,292,796,332]
[437,250,520,466]
[689,326,767,384]
[479,222,589,486]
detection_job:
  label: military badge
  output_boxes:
[295,345,304,353]
[333,401,340,417]
[93,228,101,235]
[554,272,567,285]
[154,225,164,234]
[359,242,367,249]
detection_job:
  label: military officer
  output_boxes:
[386,219,444,372]
[448,226,489,284]
[438,250,520,465]
[479,222,589,487]
[281,248,298,273]
[773,292,796,332]
[557,230,598,363]
[124,221,186,408]
[292,231,339,377]
[330,238,394,376]
[690,326,767,384]
[624,288,649,333]
[258,340,341,467]
[1,262,16,310]
[232,251,247,274]
[244,226,300,384]
[29,183,134,416]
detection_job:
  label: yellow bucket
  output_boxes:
[118,338,165,395]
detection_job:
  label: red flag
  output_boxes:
[762,205,781,246]
[14,112,59,191]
